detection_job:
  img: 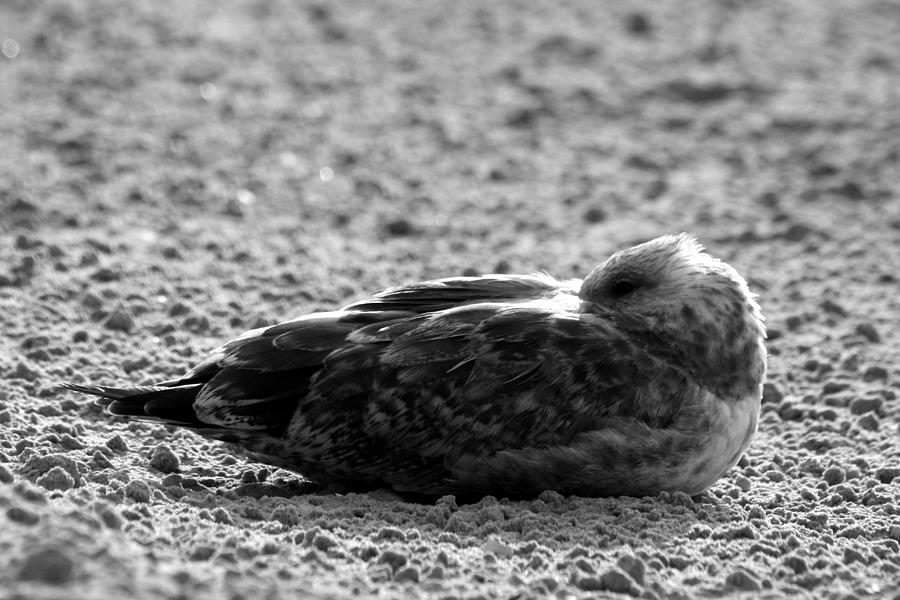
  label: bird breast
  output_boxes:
[674,388,761,495]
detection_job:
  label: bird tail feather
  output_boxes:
[60,382,204,426]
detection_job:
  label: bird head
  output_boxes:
[579,233,766,397]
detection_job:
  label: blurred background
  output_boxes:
[1,3,899,598]
[1,0,898,380]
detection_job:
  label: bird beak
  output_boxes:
[580,300,618,320]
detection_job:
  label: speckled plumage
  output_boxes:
[64,234,767,498]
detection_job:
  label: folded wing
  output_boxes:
[81,275,571,438]
[286,303,692,493]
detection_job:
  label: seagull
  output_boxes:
[64,234,766,498]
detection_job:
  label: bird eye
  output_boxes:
[610,280,637,297]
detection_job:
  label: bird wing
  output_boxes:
[343,273,569,313]
[181,274,572,434]
[285,303,693,493]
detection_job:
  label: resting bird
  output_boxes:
[64,234,766,498]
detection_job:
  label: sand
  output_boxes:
[1,0,899,598]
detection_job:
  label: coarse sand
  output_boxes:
[1,0,899,598]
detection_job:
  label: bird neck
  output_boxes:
[629,295,767,401]
[680,299,766,401]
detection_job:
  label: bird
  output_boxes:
[64,233,766,499]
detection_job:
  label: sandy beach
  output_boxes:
[1,1,899,598]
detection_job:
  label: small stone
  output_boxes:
[537,489,564,506]
[855,322,880,343]
[840,353,860,371]
[57,434,84,450]
[624,12,652,35]
[106,434,128,452]
[149,445,180,473]
[378,550,408,571]
[212,508,233,525]
[723,523,758,540]
[833,180,865,200]
[183,315,210,333]
[617,554,646,586]
[81,292,103,310]
[104,309,134,332]
[270,505,298,526]
[783,555,807,574]
[823,466,845,486]
[371,527,405,542]
[857,414,879,431]
[764,469,785,483]
[484,537,514,557]
[13,481,46,503]
[7,506,41,525]
[261,541,280,556]
[781,222,817,242]
[874,467,900,484]
[36,404,62,417]
[762,382,783,404]
[394,566,420,583]
[10,362,39,381]
[122,356,151,374]
[784,314,804,330]
[312,533,336,552]
[661,77,742,104]
[820,299,848,317]
[36,466,75,491]
[726,569,760,591]
[667,490,695,507]
[862,366,888,382]
[90,267,120,282]
[777,402,804,421]
[125,479,151,503]
[190,545,216,561]
[18,548,74,584]
[575,576,604,592]
[493,259,512,274]
[505,106,541,128]
[160,473,182,487]
[0,464,13,483]
[822,381,850,395]
[747,505,766,520]
[168,302,192,317]
[574,558,595,574]
[600,567,638,594]
[96,505,122,529]
[383,219,415,237]
[223,197,245,217]
[850,397,882,415]
[583,207,607,224]
[843,547,866,565]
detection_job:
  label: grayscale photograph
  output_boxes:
[0,1,898,598]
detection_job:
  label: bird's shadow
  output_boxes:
[223,477,735,515]
[227,478,473,504]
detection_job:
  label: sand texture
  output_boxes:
[1,0,899,598]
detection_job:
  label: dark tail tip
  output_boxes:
[61,381,204,425]
[59,382,126,407]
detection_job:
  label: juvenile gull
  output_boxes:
[64,234,766,498]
